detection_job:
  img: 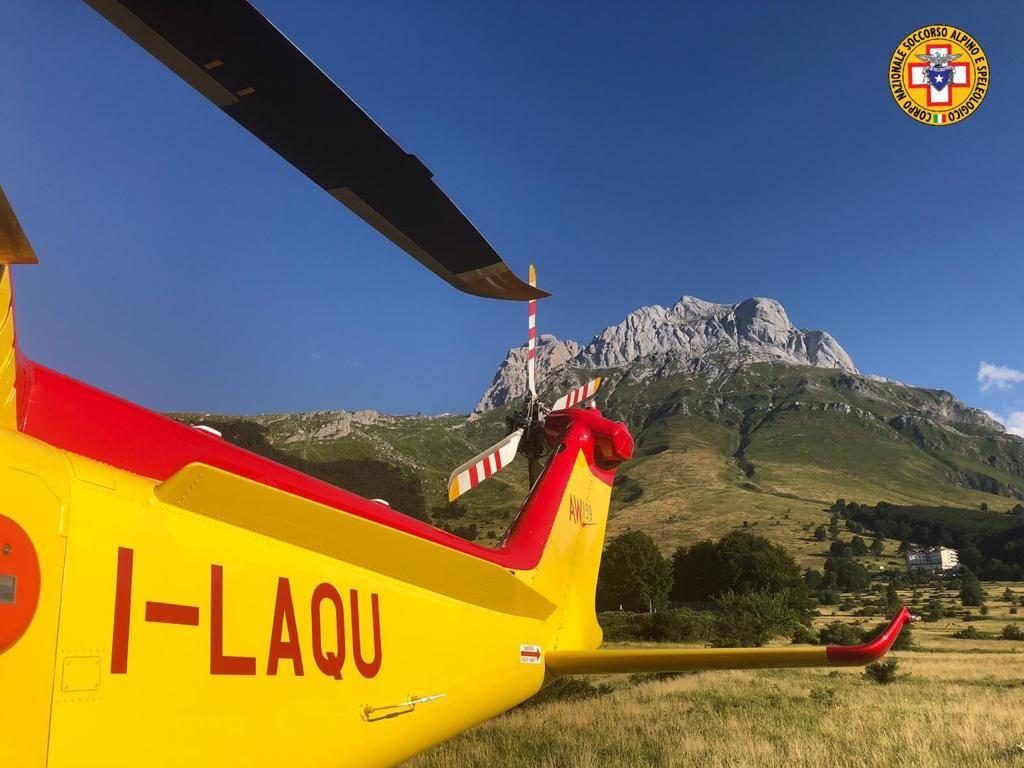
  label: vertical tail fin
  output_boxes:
[504,408,633,651]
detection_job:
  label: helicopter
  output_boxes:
[1,2,911,766]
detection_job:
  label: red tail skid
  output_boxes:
[825,607,915,665]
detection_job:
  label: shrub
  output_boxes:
[817,589,840,605]
[818,621,862,646]
[1001,624,1024,641]
[863,659,900,684]
[712,590,801,647]
[791,624,819,645]
[952,625,988,640]
[808,685,838,708]
[642,609,714,643]
[598,609,714,644]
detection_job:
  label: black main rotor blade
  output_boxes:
[0,186,38,265]
[84,0,546,301]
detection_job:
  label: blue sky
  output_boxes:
[2,2,1022,428]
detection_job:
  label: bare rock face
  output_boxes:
[577,296,857,375]
[251,409,389,442]
[475,296,858,412]
[474,334,582,411]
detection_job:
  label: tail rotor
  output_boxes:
[447,264,603,502]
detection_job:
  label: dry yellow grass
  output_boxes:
[406,585,1024,768]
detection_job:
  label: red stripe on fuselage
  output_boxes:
[15,361,627,570]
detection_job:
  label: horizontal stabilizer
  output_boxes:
[546,607,913,675]
[155,462,555,620]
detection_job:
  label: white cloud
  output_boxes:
[978,361,1024,392]
[986,409,1024,438]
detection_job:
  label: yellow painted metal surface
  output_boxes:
[2,428,617,767]
[0,266,17,430]
[155,463,555,620]
[0,430,70,768]
[2,408,887,766]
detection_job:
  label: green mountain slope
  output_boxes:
[170,363,1024,566]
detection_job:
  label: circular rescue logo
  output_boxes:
[889,25,989,126]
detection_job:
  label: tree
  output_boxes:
[817,621,862,646]
[959,567,985,607]
[850,536,868,556]
[803,568,824,590]
[884,580,901,618]
[671,532,809,613]
[597,531,672,612]
[922,598,944,622]
[712,590,801,647]
[870,538,886,556]
[824,557,872,592]
[814,525,828,541]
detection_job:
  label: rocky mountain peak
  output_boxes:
[476,295,858,411]
[474,335,582,412]
[574,295,857,375]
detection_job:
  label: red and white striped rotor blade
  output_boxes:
[527,264,537,398]
[448,429,524,502]
[551,377,603,411]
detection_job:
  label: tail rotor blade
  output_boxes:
[448,429,524,502]
[551,377,603,412]
[527,264,537,398]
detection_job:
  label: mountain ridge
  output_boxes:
[170,293,1022,564]
[476,295,858,412]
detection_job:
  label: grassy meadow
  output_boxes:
[406,584,1024,768]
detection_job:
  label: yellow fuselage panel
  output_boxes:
[2,429,611,767]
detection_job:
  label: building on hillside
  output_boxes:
[905,546,960,575]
